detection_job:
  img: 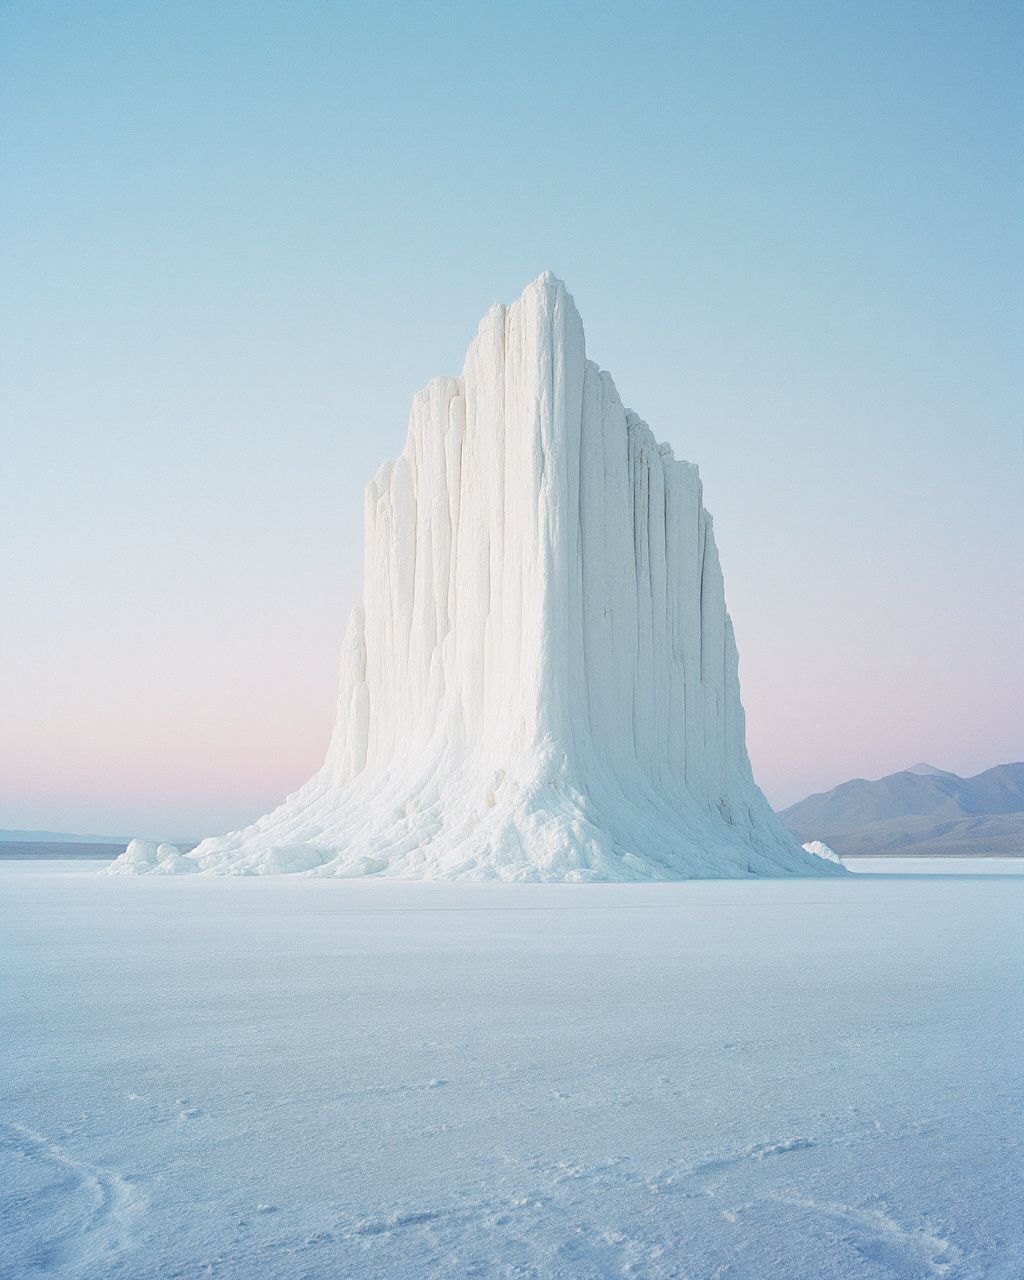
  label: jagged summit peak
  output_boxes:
[481,270,573,320]
[520,269,574,312]
[530,268,563,289]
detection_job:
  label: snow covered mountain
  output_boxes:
[780,763,1024,856]
[109,274,840,880]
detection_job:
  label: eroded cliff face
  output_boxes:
[110,274,841,879]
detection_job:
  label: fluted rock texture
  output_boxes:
[109,274,840,879]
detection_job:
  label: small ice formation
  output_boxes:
[108,274,843,881]
[803,840,844,864]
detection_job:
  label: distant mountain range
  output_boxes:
[779,763,1024,856]
[0,828,129,844]
[0,829,195,859]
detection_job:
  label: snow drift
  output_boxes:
[108,273,841,880]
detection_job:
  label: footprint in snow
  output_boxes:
[689,1135,817,1180]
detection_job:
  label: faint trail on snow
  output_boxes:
[208,1143,968,1280]
[0,1122,143,1277]
[641,1135,963,1276]
[778,1197,962,1278]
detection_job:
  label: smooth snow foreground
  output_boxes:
[3,859,1021,1279]
[109,274,834,880]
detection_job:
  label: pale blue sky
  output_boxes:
[2,1,1021,837]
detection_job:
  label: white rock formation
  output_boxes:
[108,274,842,880]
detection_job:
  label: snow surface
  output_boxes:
[108,273,834,881]
[3,859,1021,1279]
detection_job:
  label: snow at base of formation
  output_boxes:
[108,274,843,882]
[802,841,844,864]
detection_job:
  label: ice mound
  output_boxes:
[107,273,843,881]
[111,839,196,875]
[803,840,844,864]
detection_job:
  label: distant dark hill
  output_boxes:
[0,828,129,844]
[778,763,1024,857]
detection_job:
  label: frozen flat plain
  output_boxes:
[2,860,1021,1280]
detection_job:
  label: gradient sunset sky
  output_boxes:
[2,1,1021,838]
